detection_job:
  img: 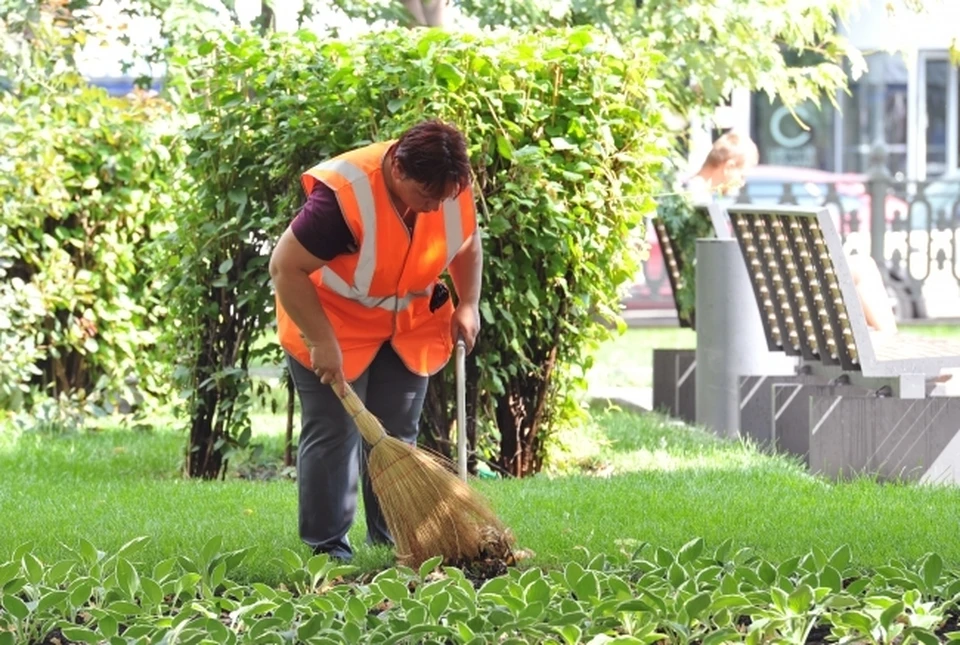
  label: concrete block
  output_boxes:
[809,395,960,484]
[652,348,696,423]
[738,373,821,450]
[771,382,873,461]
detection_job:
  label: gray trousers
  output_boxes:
[286,342,428,561]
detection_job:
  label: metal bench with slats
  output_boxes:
[726,204,960,484]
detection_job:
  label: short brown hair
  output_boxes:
[392,119,472,200]
[703,131,759,169]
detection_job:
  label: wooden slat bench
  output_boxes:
[726,204,960,483]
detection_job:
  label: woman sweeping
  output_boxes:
[268,119,486,563]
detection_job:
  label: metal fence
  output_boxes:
[628,146,960,321]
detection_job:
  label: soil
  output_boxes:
[34,628,72,645]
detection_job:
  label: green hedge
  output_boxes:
[0,74,185,415]
[163,25,671,477]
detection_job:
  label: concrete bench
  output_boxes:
[726,204,960,484]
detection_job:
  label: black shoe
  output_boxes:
[312,546,352,563]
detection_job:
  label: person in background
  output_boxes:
[687,130,899,334]
[268,119,483,562]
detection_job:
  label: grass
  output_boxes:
[4,401,960,588]
[3,321,960,588]
[586,321,960,390]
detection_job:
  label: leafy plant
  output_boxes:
[651,179,714,327]
[4,537,960,645]
[0,31,185,415]
[161,24,670,478]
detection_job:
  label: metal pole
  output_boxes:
[695,238,798,438]
[455,338,467,481]
[867,141,891,265]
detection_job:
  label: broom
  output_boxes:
[332,380,513,568]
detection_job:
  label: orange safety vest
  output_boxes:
[276,141,477,382]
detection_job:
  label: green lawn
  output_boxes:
[586,322,960,390]
[4,400,960,588]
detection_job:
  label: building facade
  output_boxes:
[739,0,960,182]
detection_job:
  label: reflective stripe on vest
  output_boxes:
[320,268,432,312]
[316,158,377,295]
[315,158,468,312]
[443,195,464,266]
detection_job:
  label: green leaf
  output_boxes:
[36,590,69,613]
[757,560,777,584]
[667,562,686,588]
[2,594,30,620]
[922,553,943,591]
[702,628,742,645]
[61,626,101,644]
[116,537,150,561]
[819,565,843,593]
[525,578,551,605]
[141,577,163,607]
[82,176,100,190]
[496,134,514,161]
[556,625,582,645]
[550,137,577,151]
[429,591,450,619]
[227,189,247,206]
[710,594,750,611]
[0,632,14,645]
[116,557,139,598]
[435,62,465,89]
[200,536,223,565]
[828,544,851,570]
[0,562,19,589]
[905,627,940,645]
[839,610,876,634]
[21,553,43,585]
[677,537,704,565]
[788,584,813,614]
[198,41,216,55]
[345,596,366,622]
[108,600,143,616]
[879,600,904,630]
[684,591,711,622]
[98,614,119,639]
[70,578,94,607]
[379,579,409,603]
[218,258,234,274]
[456,622,476,641]
[574,572,599,600]
[563,562,585,591]
[48,560,76,585]
[419,556,443,579]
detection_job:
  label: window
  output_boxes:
[751,95,836,170]
[925,59,949,177]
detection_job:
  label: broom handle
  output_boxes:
[329,379,387,445]
[455,336,467,481]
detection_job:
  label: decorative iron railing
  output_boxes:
[628,152,960,320]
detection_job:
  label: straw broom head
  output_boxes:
[336,382,513,568]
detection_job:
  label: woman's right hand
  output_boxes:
[308,336,347,396]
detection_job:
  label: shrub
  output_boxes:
[163,25,671,477]
[0,71,185,416]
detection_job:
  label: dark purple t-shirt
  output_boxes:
[290,182,357,261]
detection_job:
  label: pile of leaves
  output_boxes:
[2,537,960,644]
